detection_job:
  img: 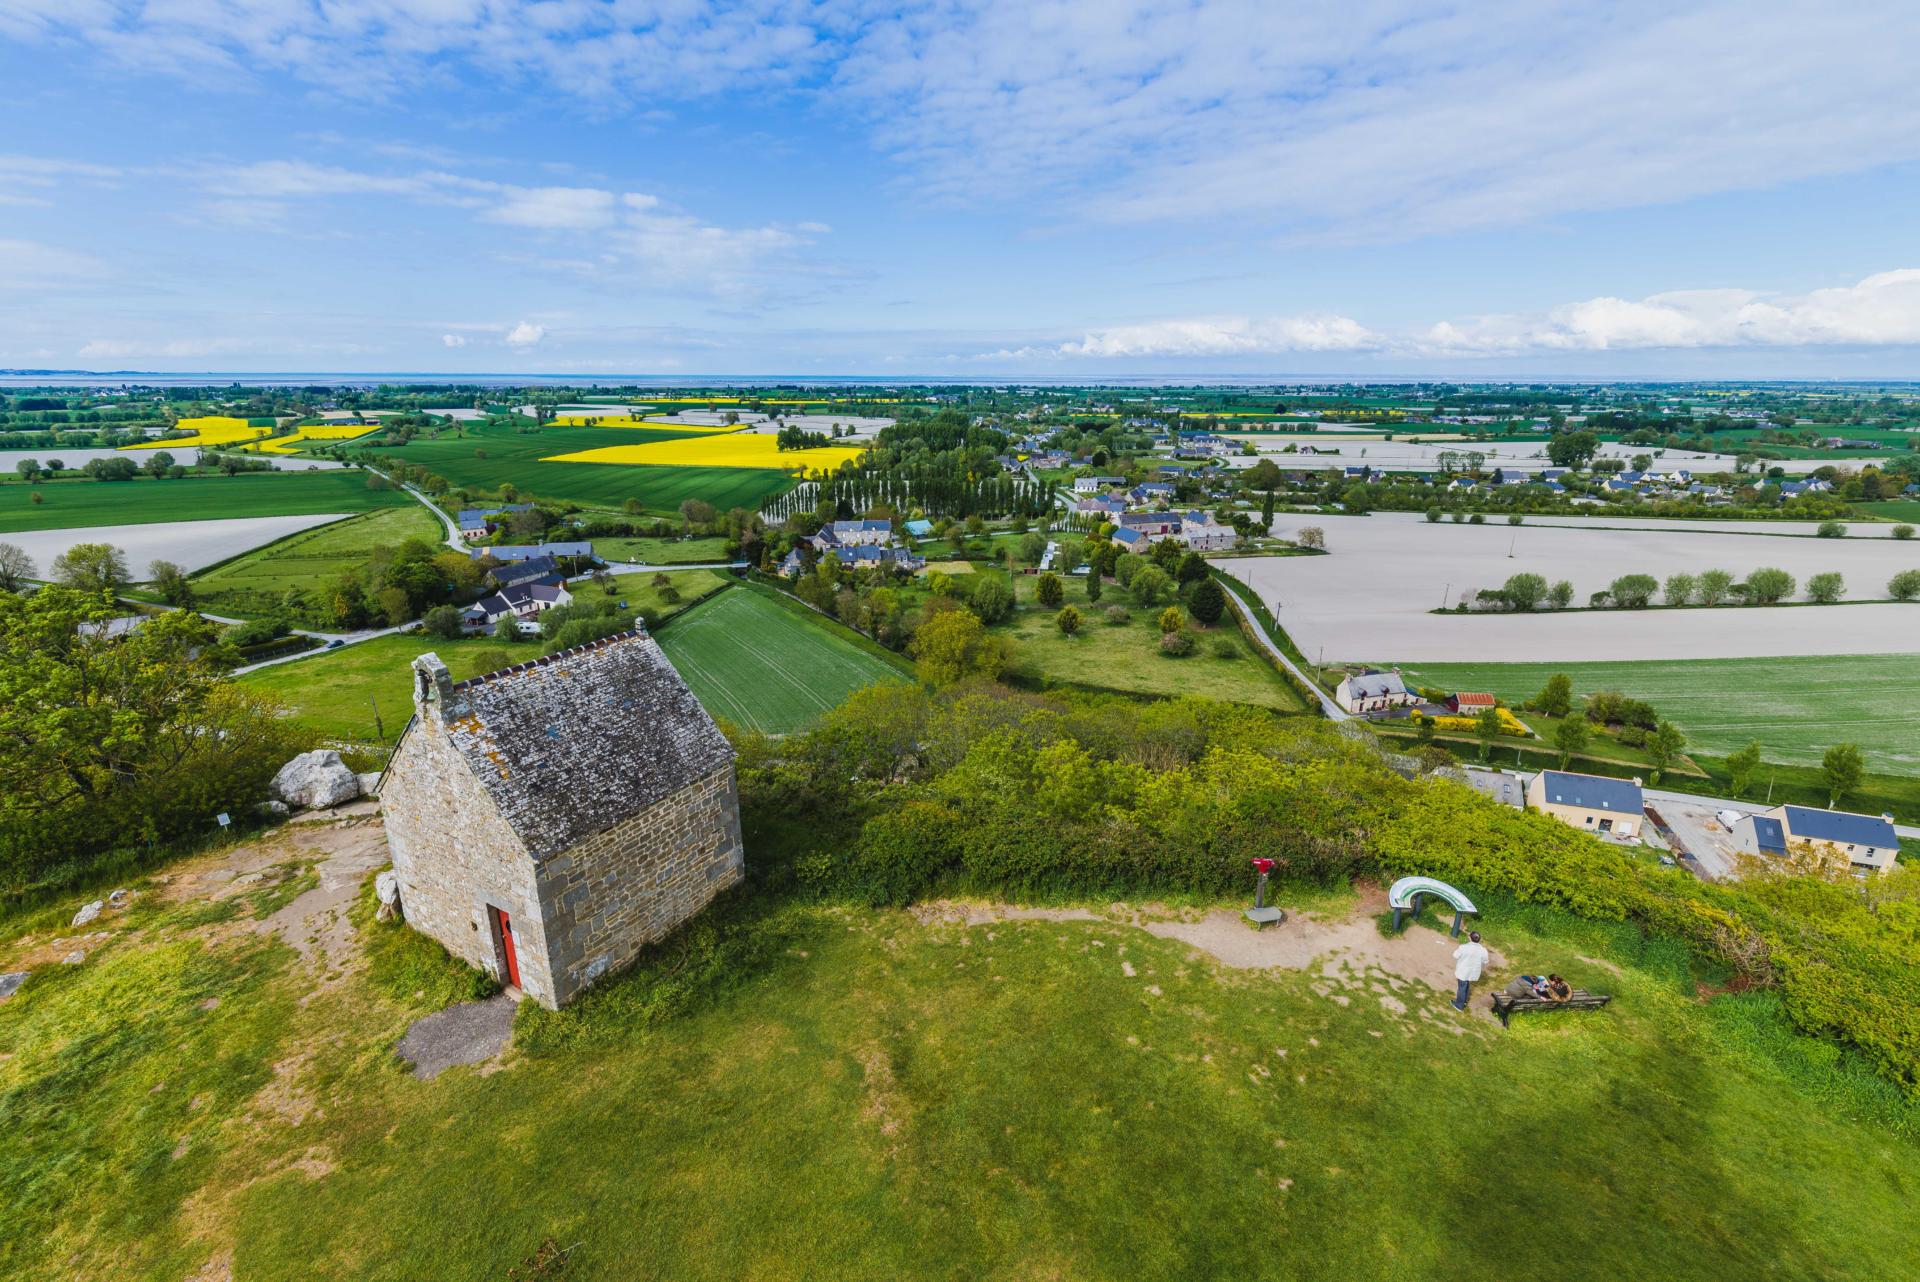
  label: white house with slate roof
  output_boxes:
[1731,804,1899,875]
[1333,669,1415,714]
[380,623,744,1008]
[1527,769,1643,840]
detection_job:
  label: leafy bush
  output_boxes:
[1159,631,1195,657]
[1103,605,1130,626]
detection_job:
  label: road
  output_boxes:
[1217,579,1348,720]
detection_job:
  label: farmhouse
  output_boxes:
[460,581,572,634]
[1116,510,1182,539]
[1333,669,1415,714]
[1177,510,1239,551]
[1731,805,1900,875]
[1527,769,1643,840]
[381,628,744,1009]
[1073,475,1127,494]
[1446,692,1497,714]
[827,519,893,547]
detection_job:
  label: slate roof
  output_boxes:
[1780,805,1896,847]
[438,629,734,862]
[475,542,595,562]
[1538,770,1643,816]
[1749,815,1787,855]
[1340,670,1408,699]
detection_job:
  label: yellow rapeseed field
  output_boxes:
[242,422,382,454]
[543,434,868,472]
[118,416,271,451]
[551,414,744,431]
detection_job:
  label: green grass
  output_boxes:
[0,471,414,533]
[189,505,445,617]
[1000,582,1309,711]
[8,875,1920,1279]
[236,571,725,745]
[593,534,732,563]
[1854,499,1920,523]
[1401,653,1920,771]
[657,586,907,733]
[353,424,797,514]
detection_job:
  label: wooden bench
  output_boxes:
[1491,988,1611,1028]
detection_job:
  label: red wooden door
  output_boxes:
[494,908,522,987]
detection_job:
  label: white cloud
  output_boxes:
[484,186,619,230]
[504,321,545,347]
[441,333,469,348]
[1017,270,1920,360]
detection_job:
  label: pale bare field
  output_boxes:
[1215,438,1881,475]
[1223,511,1920,663]
[7,514,353,577]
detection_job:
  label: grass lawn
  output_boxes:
[1000,582,1309,712]
[0,471,413,533]
[190,505,445,618]
[593,534,732,563]
[238,571,726,746]
[1854,499,1920,523]
[353,424,796,514]
[656,585,907,733]
[5,857,1919,1279]
[1401,653,1920,772]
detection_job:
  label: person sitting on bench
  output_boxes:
[1502,974,1571,1002]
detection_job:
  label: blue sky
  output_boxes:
[4,1,1920,377]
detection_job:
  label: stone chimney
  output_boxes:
[632,614,651,637]
[412,652,460,723]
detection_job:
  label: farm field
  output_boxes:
[243,423,382,454]
[8,860,1920,1281]
[998,582,1309,712]
[1855,500,1920,523]
[1399,653,1920,770]
[543,433,866,472]
[1228,511,1920,663]
[0,471,413,534]
[1,513,367,577]
[117,415,271,450]
[354,424,797,513]
[657,586,906,733]
[594,534,732,563]
[189,505,446,619]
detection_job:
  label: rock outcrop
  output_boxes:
[270,750,363,811]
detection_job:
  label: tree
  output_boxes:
[1745,567,1795,604]
[1157,606,1184,634]
[1893,524,1915,541]
[1816,520,1846,538]
[1697,568,1735,605]
[1189,575,1225,626]
[1549,579,1574,610]
[148,560,194,608]
[1260,490,1275,528]
[1056,605,1082,635]
[1175,552,1207,584]
[1085,569,1103,603]
[1534,673,1573,719]
[1035,571,1064,608]
[1805,571,1846,604]
[1663,573,1696,607]
[910,609,1003,685]
[1294,526,1325,550]
[1607,574,1658,608]
[1725,741,1764,797]
[1425,506,1442,523]
[1553,714,1589,767]
[50,542,129,597]
[0,542,35,593]
[969,575,1013,624]
[374,586,412,626]
[145,450,176,479]
[1889,569,1920,602]
[1018,532,1047,565]
[1501,572,1547,611]
[1820,742,1864,806]
[1545,431,1599,468]
[1475,706,1502,762]
[423,604,464,638]
[1130,565,1173,606]
[1647,722,1686,779]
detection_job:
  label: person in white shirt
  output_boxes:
[1452,930,1489,1012]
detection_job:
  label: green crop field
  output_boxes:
[657,586,907,733]
[1855,500,1920,523]
[1401,653,1920,771]
[352,424,798,514]
[0,471,413,533]
[190,505,445,618]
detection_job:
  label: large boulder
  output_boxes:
[270,750,363,811]
[72,900,103,927]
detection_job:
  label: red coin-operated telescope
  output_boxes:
[1246,858,1285,929]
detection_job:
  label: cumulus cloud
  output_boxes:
[484,186,620,230]
[503,321,545,347]
[1017,270,1920,360]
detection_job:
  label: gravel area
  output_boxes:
[1224,510,1920,663]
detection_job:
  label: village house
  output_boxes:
[1333,669,1416,715]
[1115,510,1181,540]
[1073,475,1127,494]
[380,627,744,1009]
[461,580,573,634]
[473,541,595,564]
[1446,691,1497,714]
[826,518,894,547]
[1177,509,1238,551]
[1527,770,1644,840]
[1730,805,1900,875]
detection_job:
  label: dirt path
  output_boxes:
[913,886,1509,1022]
